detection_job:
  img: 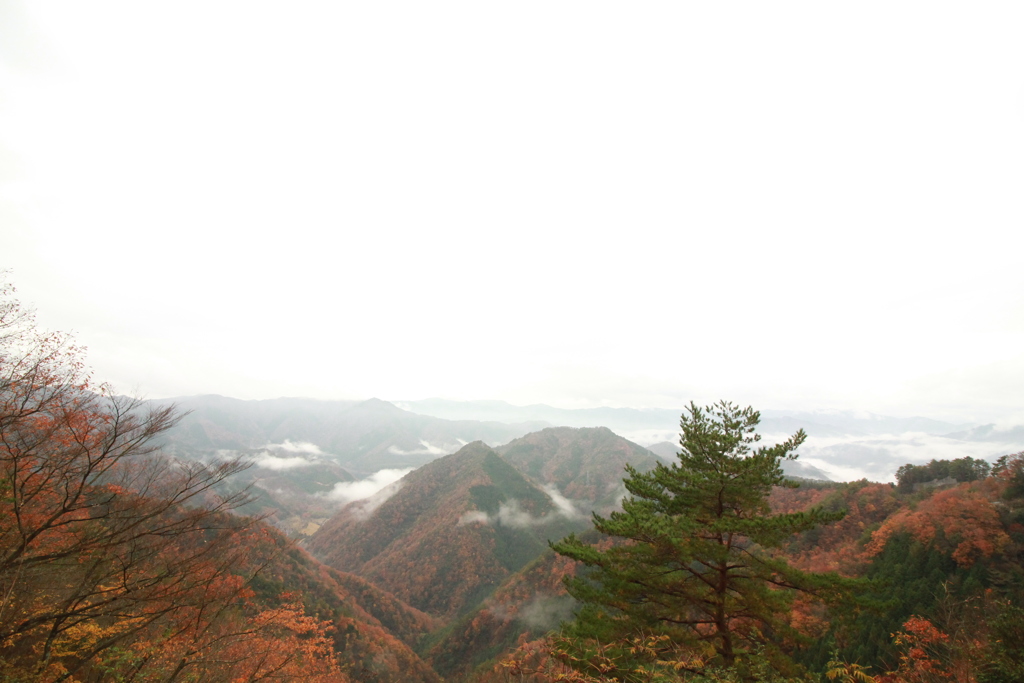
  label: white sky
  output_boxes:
[2,1,1023,423]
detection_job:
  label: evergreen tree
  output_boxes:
[551,401,853,681]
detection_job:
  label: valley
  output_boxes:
[137,395,1024,681]
[3,287,1021,682]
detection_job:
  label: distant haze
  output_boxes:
[2,2,1022,426]
[156,395,1024,489]
[398,399,1024,483]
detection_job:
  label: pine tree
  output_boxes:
[551,401,853,681]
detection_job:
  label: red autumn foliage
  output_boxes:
[773,482,902,576]
[0,281,347,682]
[865,482,1010,568]
[878,614,985,683]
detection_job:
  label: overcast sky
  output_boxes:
[2,1,1022,424]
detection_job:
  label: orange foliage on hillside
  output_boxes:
[253,540,442,683]
[877,615,985,683]
[429,551,580,679]
[865,481,1010,568]
[308,444,561,620]
[772,482,902,576]
[0,282,355,682]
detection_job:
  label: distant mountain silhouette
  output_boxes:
[758,409,971,437]
[395,398,679,436]
[153,395,548,474]
[941,423,1024,443]
[146,395,552,531]
[646,440,679,460]
[396,399,977,445]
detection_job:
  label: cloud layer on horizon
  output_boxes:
[760,431,1024,483]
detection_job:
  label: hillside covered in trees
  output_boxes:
[4,279,1023,683]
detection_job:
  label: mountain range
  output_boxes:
[304,427,660,629]
[18,388,1024,681]
[394,399,977,441]
[148,395,1024,528]
[152,395,549,474]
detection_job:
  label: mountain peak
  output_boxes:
[355,397,406,412]
[307,441,579,619]
[497,426,661,513]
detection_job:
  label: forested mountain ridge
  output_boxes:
[7,277,1024,682]
[147,394,553,537]
[306,441,591,619]
[427,542,586,680]
[471,451,1024,682]
[496,426,661,513]
[0,369,437,681]
[226,522,442,683]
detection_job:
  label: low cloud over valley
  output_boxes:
[324,468,414,506]
[458,485,584,528]
[252,440,325,471]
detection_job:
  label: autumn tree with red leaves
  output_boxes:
[0,279,345,682]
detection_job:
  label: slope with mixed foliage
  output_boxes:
[816,456,1024,674]
[767,455,1024,680]
[307,441,589,620]
[473,450,1024,683]
[0,279,449,683]
[0,280,347,682]
[496,427,661,514]
[246,528,441,683]
[426,542,586,680]
[151,395,553,539]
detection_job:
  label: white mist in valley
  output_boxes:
[324,468,414,505]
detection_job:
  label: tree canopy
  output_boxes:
[894,457,991,493]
